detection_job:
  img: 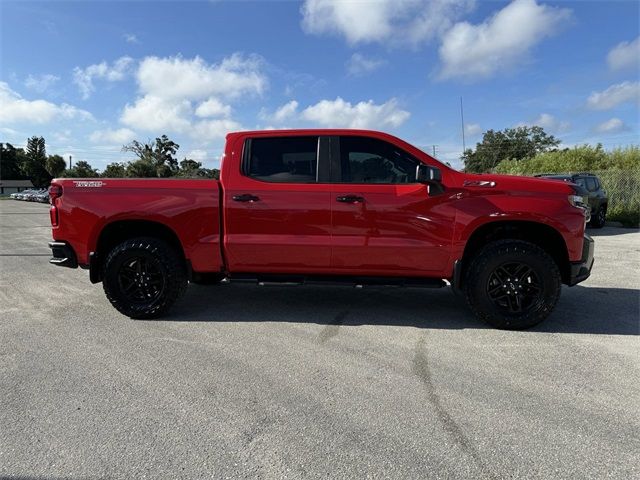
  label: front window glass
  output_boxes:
[339,136,419,184]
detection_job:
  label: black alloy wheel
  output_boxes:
[116,256,166,305]
[464,240,561,329]
[486,262,542,314]
[103,237,187,319]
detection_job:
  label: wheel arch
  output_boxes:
[455,220,571,287]
[90,219,186,283]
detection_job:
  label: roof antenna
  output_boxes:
[460,96,466,154]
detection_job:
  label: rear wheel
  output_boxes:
[103,237,187,319]
[590,205,606,228]
[464,240,561,329]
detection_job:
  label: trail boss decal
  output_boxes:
[73,181,105,188]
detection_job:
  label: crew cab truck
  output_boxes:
[48,129,594,329]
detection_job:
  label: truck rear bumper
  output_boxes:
[568,234,594,286]
[48,241,78,269]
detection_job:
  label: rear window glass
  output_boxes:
[245,137,318,183]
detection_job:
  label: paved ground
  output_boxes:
[1,200,638,479]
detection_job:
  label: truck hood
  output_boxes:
[458,172,575,194]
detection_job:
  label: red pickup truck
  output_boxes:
[48,129,594,329]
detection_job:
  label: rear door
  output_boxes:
[330,135,454,276]
[222,135,333,273]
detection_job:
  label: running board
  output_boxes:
[228,273,445,289]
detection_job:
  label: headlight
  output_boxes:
[568,194,587,209]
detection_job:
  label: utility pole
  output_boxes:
[432,145,438,158]
[460,96,466,154]
[69,155,72,169]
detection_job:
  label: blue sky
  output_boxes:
[1,0,638,171]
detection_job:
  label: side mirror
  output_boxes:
[416,163,442,183]
[416,164,442,183]
[416,164,444,195]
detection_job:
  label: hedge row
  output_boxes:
[494,145,640,227]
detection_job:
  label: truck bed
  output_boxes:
[50,178,223,273]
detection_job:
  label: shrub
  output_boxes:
[495,145,640,227]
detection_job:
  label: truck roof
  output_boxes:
[227,128,390,138]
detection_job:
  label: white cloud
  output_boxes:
[301,97,410,129]
[121,95,192,132]
[594,118,628,134]
[89,128,137,144]
[0,82,93,125]
[464,123,482,135]
[587,81,640,110]
[136,54,266,101]
[120,54,265,137]
[607,36,640,71]
[73,56,134,99]
[53,130,72,143]
[438,0,571,80]
[187,149,208,161]
[270,100,299,123]
[123,33,139,44]
[301,0,474,45]
[195,98,232,118]
[192,119,243,139]
[263,97,410,130]
[24,74,60,93]
[532,113,570,133]
[346,53,386,76]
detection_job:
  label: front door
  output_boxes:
[223,135,333,273]
[330,135,454,276]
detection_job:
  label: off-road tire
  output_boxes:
[103,237,187,319]
[590,206,606,228]
[464,240,561,329]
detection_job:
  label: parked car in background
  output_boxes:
[10,188,49,202]
[34,190,50,203]
[536,173,608,228]
[13,189,37,200]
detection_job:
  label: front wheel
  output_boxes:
[590,206,606,228]
[464,240,561,329]
[102,237,187,319]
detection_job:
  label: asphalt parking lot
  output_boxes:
[1,199,638,479]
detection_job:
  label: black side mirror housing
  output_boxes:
[416,165,444,195]
[416,164,442,183]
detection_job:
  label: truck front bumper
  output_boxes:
[568,234,594,286]
[48,241,78,268]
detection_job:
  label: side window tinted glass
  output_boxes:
[585,177,597,192]
[339,136,418,184]
[246,137,318,183]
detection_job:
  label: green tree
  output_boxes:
[46,154,67,178]
[63,160,99,178]
[122,135,180,177]
[22,136,52,187]
[101,162,127,177]
[177,158,203,177]
[0,143,28,179]
[176,158,221,179]
[203,168,220,179]
[126,159,157,178]
[463,126,560,173]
